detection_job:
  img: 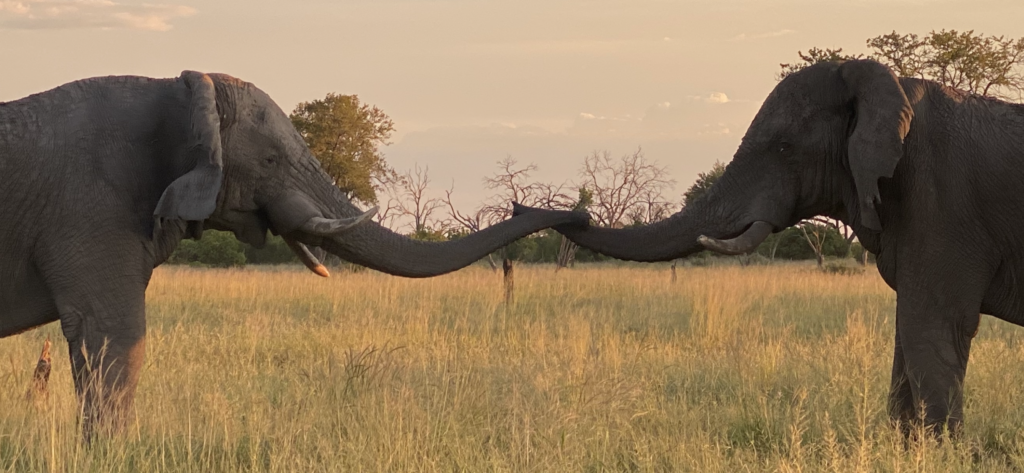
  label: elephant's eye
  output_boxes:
[263,156,277,166]
[777,142,792,155]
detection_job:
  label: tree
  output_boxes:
[441,156,574,269]
[916,30,1024,99]
[443,185,490,236]
[290,94,396,204]
[782,30,1024,100]
[756,226,848,262]
[395,165,445,234]
[866,31,928,78]
[682,160,726,207]
[778,47,863,80]
[479,155,575,222]
[443,155,573,235]
[577,148,675,227]
[799,222,829,268]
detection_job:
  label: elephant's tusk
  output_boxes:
[299,207,378,237]
[697,221,774,255]
[285,238,330,278]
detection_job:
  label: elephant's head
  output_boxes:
[155,71,588,276]
[515,59,913,260]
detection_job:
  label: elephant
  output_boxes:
[0,71,587,437]
[516,59,1024,436]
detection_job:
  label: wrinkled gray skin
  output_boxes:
[518,59,1024,436]
[0,72,587,437]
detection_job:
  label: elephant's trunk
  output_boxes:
[513,204,707,262]
[310,211,587,277]
[512,182,771,262]
[267,168,587,277]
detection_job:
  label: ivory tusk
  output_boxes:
[697,221,774,255]
[285,238,330,278]
[299,206,378,237]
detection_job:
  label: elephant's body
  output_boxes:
[871,80,1024,326]
[1,77,188,339]
[518,61,1024,435]
[0,73,586,438]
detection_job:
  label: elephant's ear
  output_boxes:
[153,71,224,233]
[840,60,914,231]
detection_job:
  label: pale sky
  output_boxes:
[3,0,1023,216]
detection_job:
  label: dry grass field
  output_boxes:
[3,263,1024,471]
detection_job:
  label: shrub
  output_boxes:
[685,251,715,267]
[849,242,876,264]
[168,230,246,267]
[822,260,865,275]
[245,235,299,265]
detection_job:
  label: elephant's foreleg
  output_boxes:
[65,320,146,441]
[49,263,150,439]
[888,329,916,435]
[38,222,155,439]
[891,285,982,438]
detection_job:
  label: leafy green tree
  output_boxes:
[682,160,726,207]
[866,31,928,78]
[915,30,1024,99]
[778,47,863,80]
[290,94,396,204]
[782,30,1024,99]
[574,186,594,213]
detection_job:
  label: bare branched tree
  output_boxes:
[395,165,444,234]
[373,176,405,230]
[375,165,445,233]
[476,156,575,222]
[577,148,675,227]
[806,216,854,242]
[445,193,501,271]
[443,185,488,233]
[797,217,857,267]
[484,156,540,210]
[799,222,829,268]
[442,156,575,270]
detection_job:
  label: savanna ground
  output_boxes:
[4,263,1024,472]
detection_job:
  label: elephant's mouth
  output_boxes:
[697,221,775,255]
[261,194,378,278]
[210,210,272,248]
[277,210,376,278]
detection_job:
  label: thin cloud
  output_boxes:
[730,29,796,42]
[0,0,195,31]
[686,92,730,104]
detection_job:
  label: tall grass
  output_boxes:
[3,264,1024,471]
